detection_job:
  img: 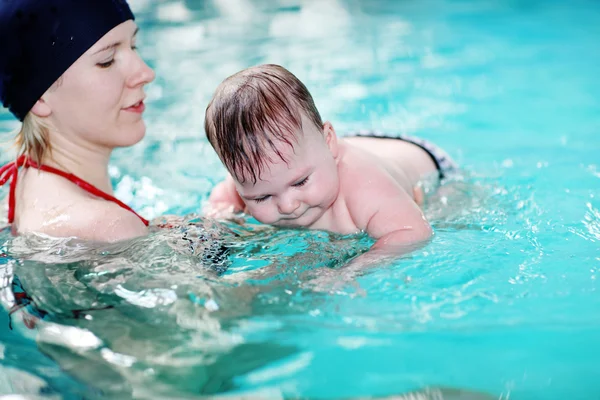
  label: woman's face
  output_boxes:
[41,20,155,151]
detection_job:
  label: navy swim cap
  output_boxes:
[0,0,135,121]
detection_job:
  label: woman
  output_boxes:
[0,0,155,242]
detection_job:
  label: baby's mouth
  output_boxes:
[279,208,311,223]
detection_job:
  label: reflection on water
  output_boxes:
[1,0,600,398]
[0,215,373,398]
[2,169,591,399]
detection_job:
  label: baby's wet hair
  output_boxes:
[204,64,323,184]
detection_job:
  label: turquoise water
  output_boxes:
[1,0,599,398]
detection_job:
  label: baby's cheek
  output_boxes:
[247,206,274,224]
[312,182,332,204]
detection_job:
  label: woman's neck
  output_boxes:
[40,132,114,195]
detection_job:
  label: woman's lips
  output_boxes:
[123,101,145,113]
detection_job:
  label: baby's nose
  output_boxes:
[278,197,300,215]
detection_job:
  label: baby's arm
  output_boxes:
[367,193,432,251]
[309,183,432,293]
[206,174,246,216]
[349,180,432,253]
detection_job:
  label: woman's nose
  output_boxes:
[127,52,155,88]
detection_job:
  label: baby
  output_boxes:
[205,64,457,255]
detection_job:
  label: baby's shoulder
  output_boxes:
[338,164,394,225]
[339,144,379,174]
[338,147,396,190]
[340,139,415,193]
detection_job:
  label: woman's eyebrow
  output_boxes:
[93,28,139,55]
[93,43,119,55]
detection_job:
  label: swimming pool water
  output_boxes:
[1,0,599,398]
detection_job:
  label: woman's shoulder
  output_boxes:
[17,197,147,242]
[14,168,148,242]
[73,198,148,242]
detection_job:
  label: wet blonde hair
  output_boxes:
[12,76,64,164]
[14,113,52,165]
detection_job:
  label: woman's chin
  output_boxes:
[115,124,147,148]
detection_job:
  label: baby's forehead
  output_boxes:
[253,128,302,155]
[233,136,304,182]
[267,133,299,151]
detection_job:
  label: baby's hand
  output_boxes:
[203,202,243,220]
[208,176,246,213]
[413,185,425,206]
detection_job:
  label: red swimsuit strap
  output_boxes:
[0,155,149,226]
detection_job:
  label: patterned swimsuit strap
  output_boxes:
[0,155,149,226]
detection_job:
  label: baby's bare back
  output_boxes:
[342,136,438,189]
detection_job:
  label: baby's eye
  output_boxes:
[292,177,309,187]
[253,195,271,203]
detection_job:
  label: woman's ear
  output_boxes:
[323,121,339,159]
[30,98,51,118]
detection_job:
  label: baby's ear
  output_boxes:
[323,121,339,158]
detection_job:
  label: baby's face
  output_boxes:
[234,120,339,228]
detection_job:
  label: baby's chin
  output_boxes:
[271,218,306,228]
[273,209,324,228]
